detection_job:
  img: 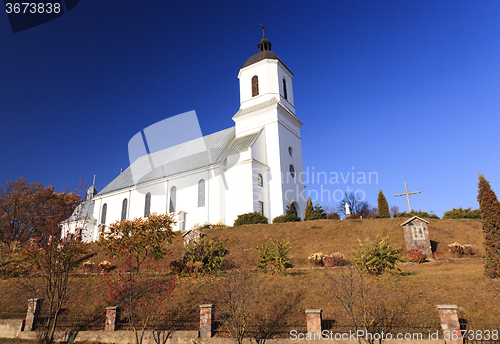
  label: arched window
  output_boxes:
[121,198,128,221]
[169,186,176,213]
[101,203,107,224]
[144,192,151,218]
[251,75,259,97]
[289,164,295,178]
[283,78,287,100]
[198,180,205,207]
[257,174,263,187]
[288,146,293,157]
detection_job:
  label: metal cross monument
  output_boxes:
[394,182,421,212]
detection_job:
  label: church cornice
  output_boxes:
[233,97,301,127]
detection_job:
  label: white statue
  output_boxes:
[345,202,351,215]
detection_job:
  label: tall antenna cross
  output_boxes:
[260,23,266,38]
[394,182,421,212]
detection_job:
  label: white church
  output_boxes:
[62,33,306,242]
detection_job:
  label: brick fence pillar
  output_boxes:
[105,306,120,331]
[437,305,463,344]
[199,304,213,338]
[24,298,44,331]
[305,309,322,337]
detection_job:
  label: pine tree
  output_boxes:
[377,190,390,218]
[283,202,301,222]
[304,196,313,221]
[310,204,327,220]
[478,174,500,278]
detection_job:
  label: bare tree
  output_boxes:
[336,191,376,218]
[17,234,86,344]
[390,205,399,218]
[211,269,258,344]
[325,266,410,344]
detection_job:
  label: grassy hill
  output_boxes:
[1,218,498,330]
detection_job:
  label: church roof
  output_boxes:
[61,198,95,223]
[241,36,293,75]
[97,127,263,196]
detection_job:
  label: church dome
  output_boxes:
[242,36,292,73]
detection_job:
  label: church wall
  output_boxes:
[239,61,280,110]
[168,169,211,231]
[277,64,295,114]
[261,121,286,220]
[224,154,254,226]
[277,111,306,217]
[235,107,276,138]
[127,183,168,220]
[206,167,223,225]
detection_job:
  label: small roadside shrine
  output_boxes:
[182,228,204,249]
[400,216,433,259]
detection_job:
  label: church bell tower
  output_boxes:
[232,29,305,219]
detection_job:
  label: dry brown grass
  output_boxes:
[204,218,483,267]
[1,218,497,330]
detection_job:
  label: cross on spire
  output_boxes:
[260,23,266,38]
[394,182,421,212]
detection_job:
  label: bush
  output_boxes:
[352,234,402,275]
[442,207,481,219]
[433,251,445,260]
[272,215,285,223]
[406,249,427,263]
[324,252,350,267]
[256,240,292,273]
[308,252,326,266]
[448,242,475,258]
[273,214,301,223]
[328,212,340,219]
[234,212,269,226]
[394,210,440,219]
[183,238,228,273]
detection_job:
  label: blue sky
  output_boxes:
[1,1,499,217]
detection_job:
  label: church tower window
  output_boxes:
[144,192,151,218]
[257,174,263,187]
[289,164,295,178]
[251,75,259,97]
[283,78,287,100]
[198,180,205,207]
[101,203,107,224]
[121,198,128,221]
[169,186,176,213]
[258,201,264,215]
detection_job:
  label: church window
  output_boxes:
[101,203,107,224]
[169,186,176,213]
[257,174,263,187]
[251,75,259,97]
[288,146,293,157]
[258,201,264,215]
[289,164,295,178]
[144,192,151,218]
[283,78,287,100]
[121,198,128,221]
[198,179,205,207]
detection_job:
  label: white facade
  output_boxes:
[63,35,306,242]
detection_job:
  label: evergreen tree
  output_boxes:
[377,190,390,218]
[310,204,327,220]
[283,202,301,222]
[304,196,313,221]
[477,174,500,278]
